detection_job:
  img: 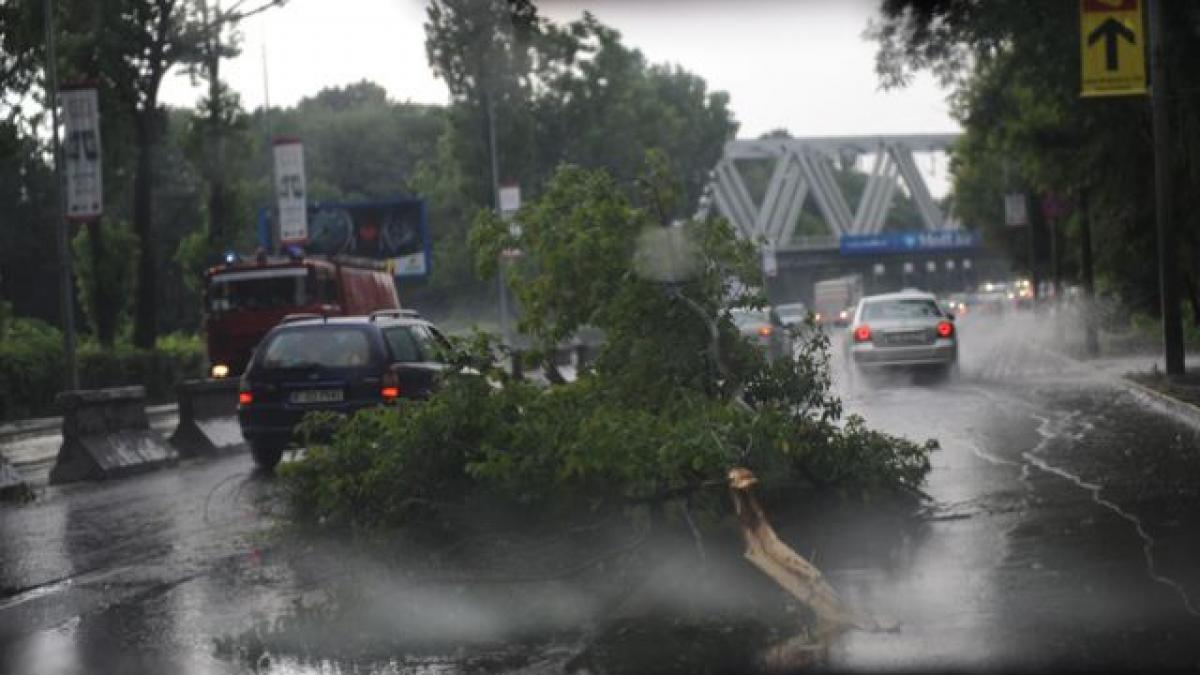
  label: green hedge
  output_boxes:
[0,319,205,421]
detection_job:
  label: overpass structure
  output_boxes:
[697,134,1005,303]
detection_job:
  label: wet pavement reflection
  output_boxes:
[1,312,1199,673]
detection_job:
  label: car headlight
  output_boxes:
[211,364,230,379]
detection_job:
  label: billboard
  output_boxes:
[60,86,103,220]
[839,231,979,256]
[258,199,430,279]
[273,139,308,244]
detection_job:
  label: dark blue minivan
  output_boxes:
[237,311,451,470]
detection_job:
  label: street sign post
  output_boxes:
[1004,193,1028,227]
[273,139,308,245]
[1080,0,1146,97]
[60,87,102,221]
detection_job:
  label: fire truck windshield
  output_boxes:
[208,268,313,313]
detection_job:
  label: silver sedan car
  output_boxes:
[846,291,958,374]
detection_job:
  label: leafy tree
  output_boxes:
[283,156,935,531]
[272,81,445,201]
[529,14,736,216]
[187,0,286,253]
[871,0,1200,315]
[0,122,60,327]
[71,218,138,340]
[421,6,737,315]
[50,0,209,348]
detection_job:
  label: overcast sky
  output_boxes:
[160,0,958,138]
[159,0,958,196]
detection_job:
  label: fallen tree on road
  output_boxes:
[276,153,935,668]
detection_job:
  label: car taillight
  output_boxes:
[381,369,401,401]
[854,325,871,342]
[758,326,772,337]
[937,321,955,338]
[238,391,253,406]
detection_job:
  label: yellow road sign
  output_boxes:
[1080,0,1146,97]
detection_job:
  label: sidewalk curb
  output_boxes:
[1036,342,1200,433]
[1120,377,1200,434]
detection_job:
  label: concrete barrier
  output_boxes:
[169,378,246,457]
[0,453,29,500]
[49,386,177,484]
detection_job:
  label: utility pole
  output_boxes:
[43,0,79,390]
[1026,190,1041,303]
[261,35,276,252]
[1149,0,1184,375]
[485,87,511,346]
[1079,187,1099,357]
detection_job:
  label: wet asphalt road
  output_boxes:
[2,311,1200,673]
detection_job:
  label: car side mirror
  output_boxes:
[946,313,956,321]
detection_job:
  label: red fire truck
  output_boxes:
[202,254,401,378]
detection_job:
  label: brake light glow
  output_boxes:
[854,325,871,342]
[238,391,253,406]
[758,326,773,337]
[381,368,401,401]
[937,321,955,338]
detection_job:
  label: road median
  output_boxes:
[49,386,178,484]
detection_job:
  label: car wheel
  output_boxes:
[250,438,286,471]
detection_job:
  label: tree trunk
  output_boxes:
[86,221,116,348]
[131,112,158,349]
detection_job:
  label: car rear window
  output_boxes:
[260,327,374,369]
[862,299,943,320]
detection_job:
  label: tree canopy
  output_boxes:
[871,0,1200,313]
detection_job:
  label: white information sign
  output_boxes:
[274,140,308,244]
[1004,193,1029,227]
[61,87,103,220]
[498,184,521,217]
[762,240,778,278]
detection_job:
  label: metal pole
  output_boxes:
[1149,0,1184,375]
[1080,187,1100,357]
[486,89,511,346]
[43,0,78,390]
[261,36,277,252]
[1027,191,1040,304]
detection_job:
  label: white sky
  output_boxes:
[160,0,959,193]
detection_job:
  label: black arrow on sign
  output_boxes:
[1088,17,1136,71]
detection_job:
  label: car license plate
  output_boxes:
[290,389,344,404]
[885,331,927,346]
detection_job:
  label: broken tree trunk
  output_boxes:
[727,467,888,638]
